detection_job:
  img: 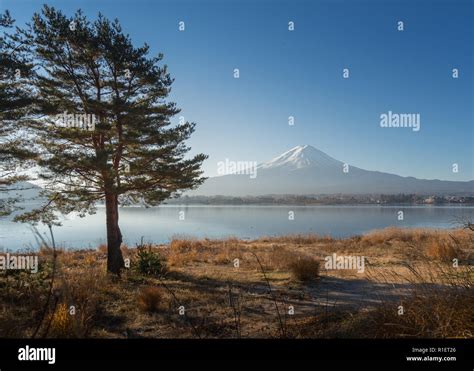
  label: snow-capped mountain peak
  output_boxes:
[190,144,474,196]
[259,145,341,170]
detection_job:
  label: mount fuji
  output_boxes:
[192,145,474,196]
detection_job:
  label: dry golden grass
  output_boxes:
[48,303,74,338]
[288,256,320,282]
[257,233,334,244]
[167,239,203,266]
[1,227,472,339]
[97,243,130,255]
[53,266,106,337]
[361,263,474,338]
[287,263,474,339]
[361,227,430,244]
[361,227,471,247]
[425,239,462,262]
[166,237,249,267]
[169,239,204,250]
[137,286,164,313]
[365,291,473,338]
[97,243,107,254]
[261,246,320,281]
[265,246,296,270]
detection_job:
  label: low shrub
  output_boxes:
[135,243,167,276]
[288,256,320,282]
[137,286,164,313]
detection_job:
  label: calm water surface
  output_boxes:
[1,205,473,250]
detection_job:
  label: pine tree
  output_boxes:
[0,10,36,215]
[11,6,207,274]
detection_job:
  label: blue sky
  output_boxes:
[2,0,473,180]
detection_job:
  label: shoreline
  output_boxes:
[1,223,472,251]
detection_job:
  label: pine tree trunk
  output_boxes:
[105,192,124,274]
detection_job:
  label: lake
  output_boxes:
[1,205,473,250]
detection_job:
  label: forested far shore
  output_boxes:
[165,194,474,206]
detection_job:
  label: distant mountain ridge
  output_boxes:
[192,145,474,196]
